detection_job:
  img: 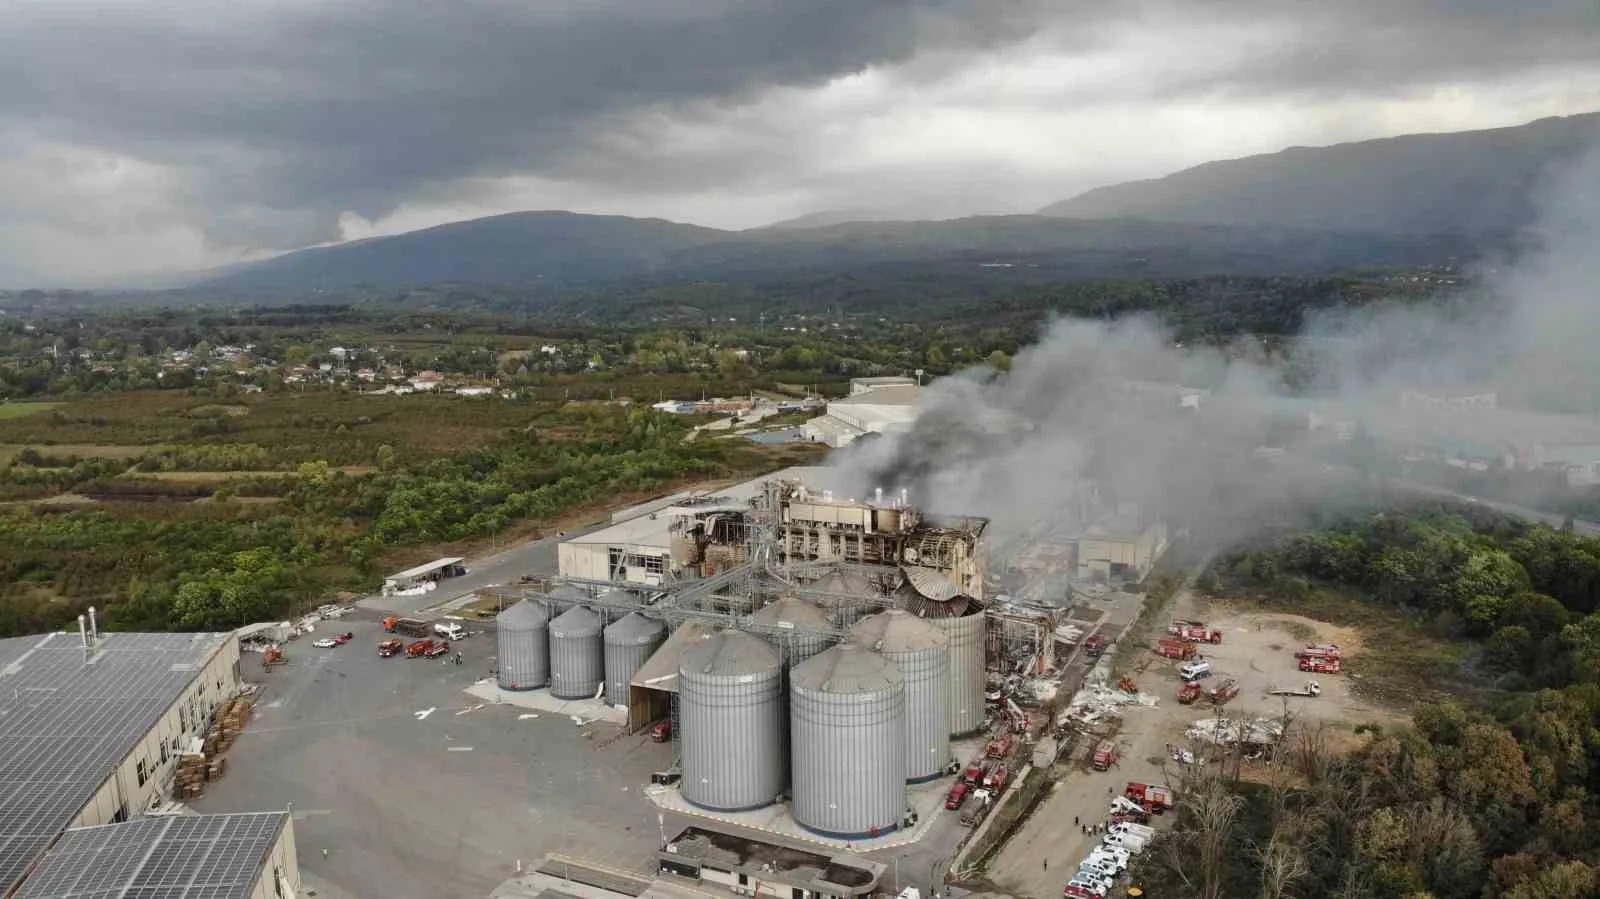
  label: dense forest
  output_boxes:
[1134,508,1600,898]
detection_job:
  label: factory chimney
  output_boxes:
[88,606,98,643]
[78,615,89,649]
[874,487,883,505]
[900,488,909,507]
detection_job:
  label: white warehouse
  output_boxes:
[803,383,922,448]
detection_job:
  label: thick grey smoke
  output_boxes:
[828,139,1600,560]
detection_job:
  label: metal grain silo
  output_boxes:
[850,610,950,782]
[924,608,986,736]
[790,643,906,838]
[747,596,833,667]
[603,612,666,707]
[678,630,786,811]
[496,599,549,691]
[548,605,604,699]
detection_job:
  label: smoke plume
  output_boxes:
[827,138,1600,568]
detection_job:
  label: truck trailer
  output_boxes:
[389,617,432,638]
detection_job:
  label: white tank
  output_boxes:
[850,610,950,782]
[790,643,906,838]
[678,630,786,811]
[548,606,603,699]
[603,612,666,707]
[495,600,549,690]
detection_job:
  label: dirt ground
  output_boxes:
[986,589,1404,898]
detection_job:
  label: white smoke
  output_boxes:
[827,138,1600,559]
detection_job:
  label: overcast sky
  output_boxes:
[3,0,1598,287]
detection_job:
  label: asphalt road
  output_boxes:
[191,614,672,898]
[362,522,610,616]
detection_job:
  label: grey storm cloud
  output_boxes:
[0,0,1597,257]
[0,0,1058,248]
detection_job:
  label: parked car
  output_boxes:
[332,632,354,645]
[311,638,338,648]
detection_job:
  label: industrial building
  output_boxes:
[14,812,297,899]
[0,622,300,898]
[1071,514,1170,582]
[803,382,922,448]
[494,466,1115,852]
[556,467,847,585]
[657,827,883,898]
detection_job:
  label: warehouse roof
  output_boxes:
[386,556,465,581]
[829,385,921,407]
[0,630,232,895]
[14,812,287,899]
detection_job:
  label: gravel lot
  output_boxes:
[190,614,672,899]
[987,593,1401,898]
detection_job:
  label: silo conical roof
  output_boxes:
[850,609,946,653]
[681,629,781,677]
[549,605,602,638]
[604,611,665,646]
[792,642,903,694]
[497,599,549,628]
[749,596,831,630]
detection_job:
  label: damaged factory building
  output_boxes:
[522,466,1162,852]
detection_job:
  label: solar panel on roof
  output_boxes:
[13,813,286,899]
[0,631,233,894]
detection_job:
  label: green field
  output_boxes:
[0,402,60,420]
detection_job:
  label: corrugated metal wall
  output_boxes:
[496,600,549,690]
[927,613,986,735]
[603,613,666,707]
[548,606,603,699]
[790,644,906,838]
[678,632,786,812]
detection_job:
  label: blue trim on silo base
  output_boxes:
[796,821,900,841]
[496,683,545,691]
[906,770,945,785]
[683,796,778,814]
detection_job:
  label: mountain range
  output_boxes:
[197,112,1598,292]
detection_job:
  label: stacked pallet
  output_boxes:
[173,753,208,800]
[206,696,254,755]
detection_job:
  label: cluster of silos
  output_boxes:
[790,643,906,838]
[850,610,950,782]
[495,599,550,690]
[549,605,604,699]
[747,596,833,668]
[678,630,787,812]
[603,612,666,707]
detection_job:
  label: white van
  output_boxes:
[1103,832,1147,853]
[1179,660,1212,681]
[1110,822,1154,839]
[434,621,467,641]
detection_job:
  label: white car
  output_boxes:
[311,638,338,648]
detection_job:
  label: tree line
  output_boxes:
[1135,508,1600,898]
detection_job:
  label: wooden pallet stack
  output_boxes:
[172,695,253,801]
[218,696,253,751]
[173,753,209,800]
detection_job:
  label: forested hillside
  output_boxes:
[1135,508,1600,898]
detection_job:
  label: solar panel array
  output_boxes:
[0,631,231,895]
[12,812,286,899]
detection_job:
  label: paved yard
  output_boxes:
[192,616,673,899]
